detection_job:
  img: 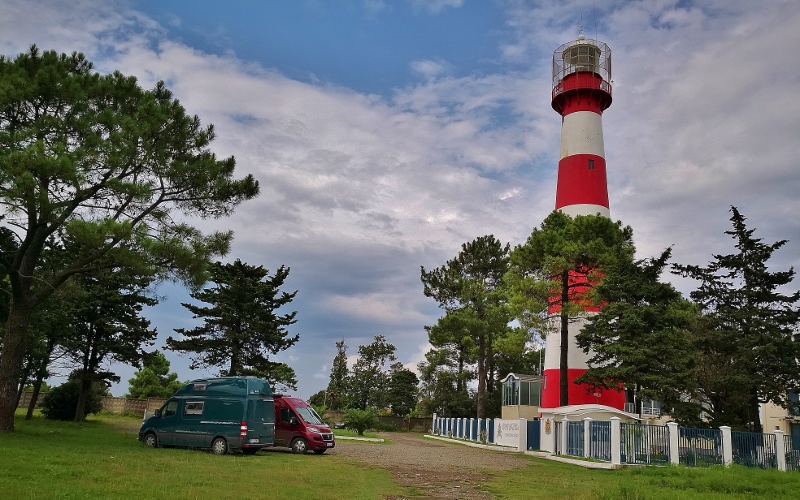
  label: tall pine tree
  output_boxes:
[166,259,299,390]
[675,207,800,431]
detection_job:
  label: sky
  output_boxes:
[2,0,799,399]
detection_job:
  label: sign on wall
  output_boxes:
[494,419,521,448]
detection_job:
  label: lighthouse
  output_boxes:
[539,34,626,410]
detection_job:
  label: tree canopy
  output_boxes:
[0,47,258,432]
[126,351,183,399]
[508,211,634,406]
[674,207,800,431]
[421,235,510,418]
[575,248,701,420]
[166,259,299,391]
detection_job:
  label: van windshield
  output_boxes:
[296,406,324,425]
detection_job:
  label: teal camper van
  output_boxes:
[138,377,275,455]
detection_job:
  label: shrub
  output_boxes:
[343,408,377,435]
[41,380,102,421]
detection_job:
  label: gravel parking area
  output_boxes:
[328,433,533,499]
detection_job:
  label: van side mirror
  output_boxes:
[154,408,162,418]
[289,416,298,425]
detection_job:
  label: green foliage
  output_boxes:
[387,367,419,417]
[417,346,477,418]
[126,351,183,399]
[347,336,396,410]
[576,248,702,421]
[166,259,299,391]
[308,389,326,408]
[508,211,634,406]
[421,235,511,418]
[41,377,103,421]
[326,339,349,411]
[674,207,800,431]
[62,267,158,420]
[0,46,258,432]
[343,408,378,436]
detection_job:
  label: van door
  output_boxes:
[246,399,274,447]
[275,406,301,446]
[180,401,207,447]
[157,400,180,446]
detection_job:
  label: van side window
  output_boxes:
[163,400,178,417]
[281,407,293,424]
[192,383,207,392]
[184,402,204,416]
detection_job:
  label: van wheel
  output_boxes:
[291,438,308,454]
[211,437,228,455]
[313,449,326,455]
[143,432,158,448]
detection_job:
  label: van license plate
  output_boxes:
[327,442,333,447]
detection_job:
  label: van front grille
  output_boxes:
[322,433,334,442]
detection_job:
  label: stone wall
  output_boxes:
[17,392,167,417]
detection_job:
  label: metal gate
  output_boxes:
[527,419,541,450]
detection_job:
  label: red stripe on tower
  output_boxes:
[540,34,625,410]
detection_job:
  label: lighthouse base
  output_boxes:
[541,368,626,410]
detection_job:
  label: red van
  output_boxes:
[273,394,335,454]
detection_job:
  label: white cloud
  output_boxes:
[407,0,464,14]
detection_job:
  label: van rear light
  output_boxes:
[240,422,248,438]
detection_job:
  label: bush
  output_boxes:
[343,408,377,436]
[41,380,102,421]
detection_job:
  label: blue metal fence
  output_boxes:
[620,423,669,465]
[566,421,584,457]
[785,435,800,472]
[732,430,777,469]
[430,416,797,473]
[589,421,611,461]
[678,427,723,467]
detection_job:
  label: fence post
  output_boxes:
[583,417,592,458]
[667,422,680,465]
[432,413,437,434]
[720,425,732,466]
[560,415,569,456]
[519,418,528,451]
[610,417,621,466]
[774,430,787,471]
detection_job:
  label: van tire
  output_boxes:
[143,432,158,448]
[211,437,228,455]
[313,449,326,454]
[291,438,308,454]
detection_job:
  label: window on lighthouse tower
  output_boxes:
[588,159,595,170]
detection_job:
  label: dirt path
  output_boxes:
[328,433,533,499]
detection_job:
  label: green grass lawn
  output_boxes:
[482,454,800,499]
[0,411,406,500]
[4,412,800,499]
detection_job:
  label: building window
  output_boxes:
[789,391,800,417]
[588,159,595,170]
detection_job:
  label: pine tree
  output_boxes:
[675,207,800,431]
[166,259,299,390]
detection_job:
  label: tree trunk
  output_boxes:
[476,333,486,418]
[74,375,90,422]
[25,378,44,420]
[0,301,34,433]
[560,270,570,407]
[26,338,55,420]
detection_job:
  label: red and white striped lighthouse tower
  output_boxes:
[540,34,625,410]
